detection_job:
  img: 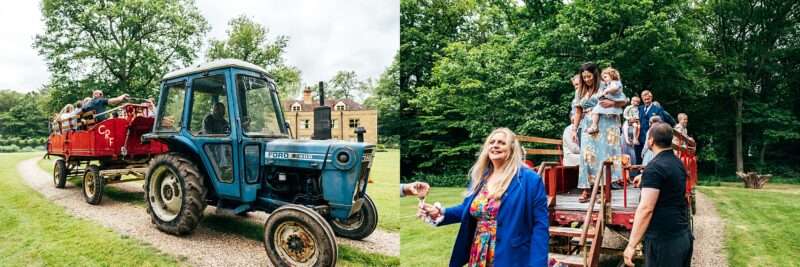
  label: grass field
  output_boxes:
[0,152,180,266]
[399,186,464,266]
[36,149,400,266]
[700,182,800,267]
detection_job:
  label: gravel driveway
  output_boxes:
[691,190,729,267]
[19,157,398,266]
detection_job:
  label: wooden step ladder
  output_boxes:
[549,161,612,267]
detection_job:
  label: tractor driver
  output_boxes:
[203,102,230,134]
[83,90,130,122]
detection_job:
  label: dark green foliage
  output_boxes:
[34,0,210,112]
[401,0,800,184]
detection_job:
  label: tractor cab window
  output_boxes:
[157,82,187,132]
[189,74,230,136]
[236,75,283,137]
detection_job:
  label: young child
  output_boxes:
[623,96,641,144]
[586,67,625,134]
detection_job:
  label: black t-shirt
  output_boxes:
[203,114,229,134]
[641,149,689,238]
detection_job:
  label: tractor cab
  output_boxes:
[144,59,376,266]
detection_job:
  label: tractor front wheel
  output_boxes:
[145,153,207,235]
[53,159,67,188]
[329,194,378,240]
[82,165,104,205]
[264,205,337,267]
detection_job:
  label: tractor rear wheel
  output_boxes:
[53,159,67,189]
[264,205,337,267]
[145,153,207,235]
[82,165,104,205]
[329,194,378,240]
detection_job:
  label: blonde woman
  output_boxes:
[419,128,548,267]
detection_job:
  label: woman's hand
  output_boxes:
[571,127,579,144]
[417,203,441,220]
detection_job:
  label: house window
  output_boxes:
[335,102,346,111]
[332,119,338,128]
[291,103,301,112]
[303,120,310,129]
[349,119,360,128]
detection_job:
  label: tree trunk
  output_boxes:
[737,172,771,189]
[759,139,767,165]
[735,95,744,172]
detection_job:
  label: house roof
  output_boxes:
[283,98,368,111]
[162,59,272,80]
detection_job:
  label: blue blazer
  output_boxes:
[439,166,549,267]
[638,104,676,144]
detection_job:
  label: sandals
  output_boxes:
[578,190,590,203]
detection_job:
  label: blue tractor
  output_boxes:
[142,59,377,266]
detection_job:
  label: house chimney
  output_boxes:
[303,86,312,105]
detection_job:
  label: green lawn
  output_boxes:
[700,183,800,267]
[400,186,465,266]
[37,149,401,266]
[368,149,401,231]
[0,152,180,266]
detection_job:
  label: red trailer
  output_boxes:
[47,103,168,204]
[520,131,697,267]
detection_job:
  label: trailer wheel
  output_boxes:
[82,165,104,205]
[145,153,207,235]
[329,194,378,240]
[53,159,67,189]
[264,205,337,267]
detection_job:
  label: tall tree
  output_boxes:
[35,0,209,109]
[327,70,373,100]
[364,54,401,144]
[700,0,800,172]
[206,15,301,97]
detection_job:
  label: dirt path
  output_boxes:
[19,157,398,267]
[691,191,729,267]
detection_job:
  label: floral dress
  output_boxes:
[576,91,623,189]
[467,187,502,267]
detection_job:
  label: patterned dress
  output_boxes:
[467,187,502,267]
[576,91,623,189]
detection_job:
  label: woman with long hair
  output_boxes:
[571,62,626,202]
[419,127,549,266]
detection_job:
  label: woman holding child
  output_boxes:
[571,62,627,202]
[418,127,549,267]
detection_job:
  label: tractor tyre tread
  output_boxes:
[145,153,207,235]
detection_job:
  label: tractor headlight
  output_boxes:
[337,151,350,164]
[331,146,356,170]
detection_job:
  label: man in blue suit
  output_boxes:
[635,90,675,164]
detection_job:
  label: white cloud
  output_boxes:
[0,0,399,96]
[0,1,49,92]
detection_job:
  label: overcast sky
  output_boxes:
[0,0,399,97]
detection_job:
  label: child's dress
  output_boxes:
[623,104,639,122]
[592,80,625,115]
[467,187,502,267]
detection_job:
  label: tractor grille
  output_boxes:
[355,148,374,200]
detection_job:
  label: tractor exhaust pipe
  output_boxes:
[312,81,332,140]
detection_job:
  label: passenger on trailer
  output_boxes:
[82,90,130,122]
